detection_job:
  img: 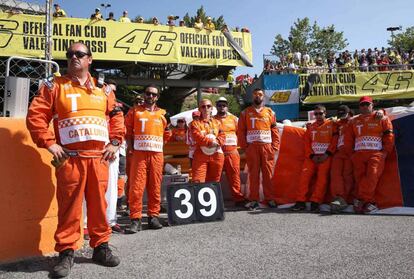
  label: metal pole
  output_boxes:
[197,80,202,106]
[45,0,53,76]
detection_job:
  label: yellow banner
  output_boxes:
[299,71,414,103]
[0,13,252,67]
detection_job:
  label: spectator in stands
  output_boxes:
[179,20,186,27]
[235,26,240,32]
[360,54,369,72]
[119,11,131,23]
[136,16,144,23]
[241,27,250,33]
[378,54,389,71]
[152,17,160,26]
[343,56,354,72]
[90,8,103,20]
[106,12,115,21]
[187,111,200,167]
[171,119,187,142]
[194,17,204,30]
[205,16,215,31]
[167,15,178,26]
[53,4,66,17]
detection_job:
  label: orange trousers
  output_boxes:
[125,152,133,203]
[223,151,245,202]
[245,144,276,202]
[192,150,224,183]
[352,151,386,203]
[330,150,354,202]
[129,151,163,219]
[55,157,110,252]
[297,157,332,203]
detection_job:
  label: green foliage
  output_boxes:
[183,5,225,30]
[388,27,414,52]
[181,93,242,116]
[271,17,348,58]
[116,85,142,106]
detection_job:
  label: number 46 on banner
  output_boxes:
[167,182,225,225]
[270,91,291,103]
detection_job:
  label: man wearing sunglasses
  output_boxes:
[125,84,171,233]
[190,99,225,183]
[344,96,394,214]
[26,42,124,277]
[238,89,280,210]
[214,97,246,207]
[292,105,338,213]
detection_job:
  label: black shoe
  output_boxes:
[51,249,74,278]
[247,201,260,211]
[160,204,168,213]
[268,200,278,208]
[111,224,124,234]
[148,216,163,230]
[310,202,320,213]
[128,218,142,234]
[291,202,306,211]
[92,242,120,267]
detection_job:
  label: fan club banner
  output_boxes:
[299,71,414,103]
[0,12,252,67]
[263,74,300,120]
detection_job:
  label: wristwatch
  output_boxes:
[110,139,120,146]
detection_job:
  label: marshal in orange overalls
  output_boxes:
[296,119,338,203]
[26,74,125,252]
[237,106,280,202]
[125,105,171,219]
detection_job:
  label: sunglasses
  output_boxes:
[216,103,227,107]
[66,50,89,59]
[177,120,185,123]
[314,112,325,116]
[359,102,371,107]
[201,105,212,109]
[145,92,158,97]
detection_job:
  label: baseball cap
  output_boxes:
[216,97,228,104]
[192,111,201,117]
[359,96,373,104]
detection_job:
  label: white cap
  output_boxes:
[216,97,228,103]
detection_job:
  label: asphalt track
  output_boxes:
[1,207,414,279]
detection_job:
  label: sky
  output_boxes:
[27,0,413,77]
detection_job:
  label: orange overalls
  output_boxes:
[190,118,225,183]
[125,105,171,219]
[344,113,394,203]
[237,106,280,202]
[296,119,338,203]
[170,127,187,142]
[329,119,354,203]
[214,113,245,202]
[26,74,124,252]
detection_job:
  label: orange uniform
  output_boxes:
[190,118,225,183]
[344,113,394,203]
[330,118,354,202]
[296,119,338,203]
[170,127,187,142]
[238,106,280,202]
[125,105,171,219]
[26,74,124,252]
[214,113,245,202]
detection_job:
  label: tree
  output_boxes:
[270,17,348,59]
[388,27,414,52]
[183,5,225,30]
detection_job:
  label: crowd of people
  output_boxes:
[264,47,414,74]
[52,3,250,32]
[25,41,394,278]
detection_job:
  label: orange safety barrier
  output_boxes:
[0,118,82,263]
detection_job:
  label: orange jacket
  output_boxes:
[344,113,394,154]
[125,105,171,152]
[170,127,187,142]
[237,106,280,150]
[336,118,351,151]
[214,113,238,153]
[304,119,338,158]
[190,118,225,152]
[26,74,124,151]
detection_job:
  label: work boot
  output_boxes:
[330,196,348,214]
[111,224,124,234]
[92,242,121,267]
[353,199,364,214]
[128,218,142,233]
[310,202,320,213]
[51,249,74,278]
[362,202,379,214]
[148,216,163,230]
[291,201,306,212]
[268,200,278,208]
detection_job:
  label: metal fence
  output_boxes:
[0,0,45,15]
